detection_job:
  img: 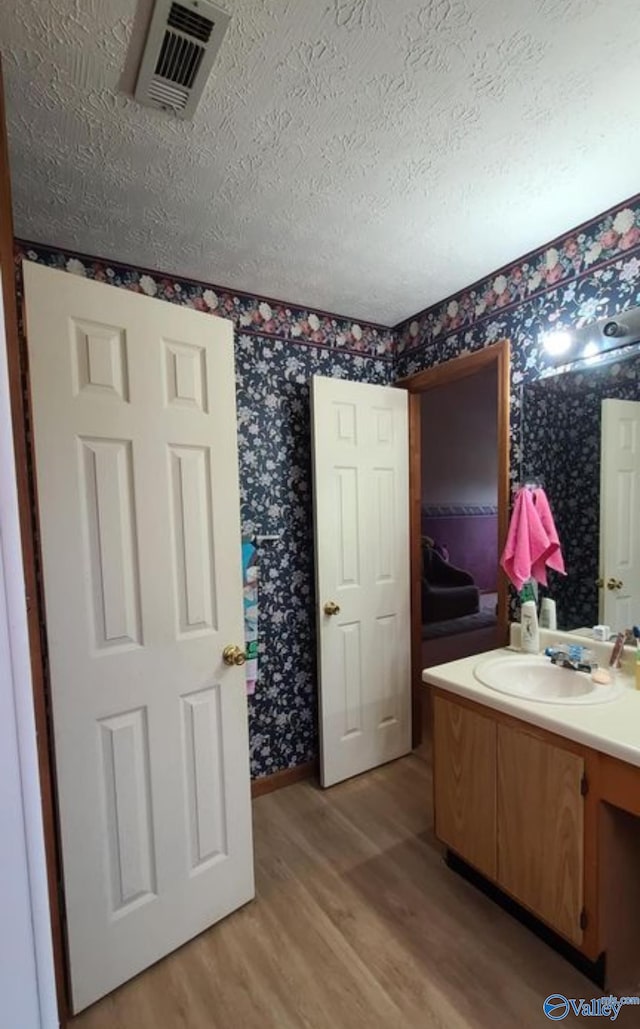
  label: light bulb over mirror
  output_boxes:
[542,329,573,356]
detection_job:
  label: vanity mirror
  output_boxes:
[521,348,640,636]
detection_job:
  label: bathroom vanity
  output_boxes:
[424,640,640,989]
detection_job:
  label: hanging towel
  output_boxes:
[501,489,546,591]
[531,488,566,583]
[500,487,566,590]
[242,539,258,694]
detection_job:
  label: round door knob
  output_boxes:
[606,577,624,591]
[223,644,246,666]
[323,601,340,616]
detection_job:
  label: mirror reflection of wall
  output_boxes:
[521,354,640,632]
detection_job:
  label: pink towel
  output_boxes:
[531,488,565,583]
[500,487,566,590]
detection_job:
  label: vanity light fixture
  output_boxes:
[542,303,640,369]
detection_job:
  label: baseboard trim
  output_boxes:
[251,760,317,798]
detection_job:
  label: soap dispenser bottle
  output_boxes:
[521,599,540,654]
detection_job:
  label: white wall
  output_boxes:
[421,366,498,506]
[0,276,58,1025]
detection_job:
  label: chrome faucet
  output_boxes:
[545,644,594,673]
[549,652,589,673]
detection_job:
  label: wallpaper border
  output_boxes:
[396,191,640,355]
[422,504,499,517]
[15,239,396,361]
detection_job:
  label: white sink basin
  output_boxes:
[473,654,625,705]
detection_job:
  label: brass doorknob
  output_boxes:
[323,601,340,616]
[606,577,624,591]
[596,577,604,589]
[223,644,246,666]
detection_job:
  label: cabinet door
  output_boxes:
[433,696,497,879]
[497,724,584,945]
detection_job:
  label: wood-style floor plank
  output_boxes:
[72,752,596,1028]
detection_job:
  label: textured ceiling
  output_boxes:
[2,0,640,325]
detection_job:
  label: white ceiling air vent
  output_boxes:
[134,0,230,118]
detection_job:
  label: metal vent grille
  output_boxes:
[134,0,230,119]
[155,30,205,89]
[167,2,214,42]
[147,78,190,110]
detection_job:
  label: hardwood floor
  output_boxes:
[72,749,597,1028]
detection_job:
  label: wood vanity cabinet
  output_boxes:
[433,693,586,947]
[497,724,584,945]
[433,697,497,880]
[432,684,640,984]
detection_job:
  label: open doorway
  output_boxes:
[398,340,510,745]
[419,364,500,666]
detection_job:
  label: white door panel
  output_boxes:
[600,399,640,632]
[312,376,411,787]
[24,262,253,1013]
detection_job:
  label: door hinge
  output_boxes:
[580,908,588,931]
[580,773,588,797]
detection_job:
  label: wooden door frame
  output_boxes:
[0,57,69,1022]
[395,339,511,747]
[0,54,68,1020]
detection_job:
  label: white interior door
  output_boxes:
[312,375,411,788]
[24,261,253,1013]
[600,398,640,632]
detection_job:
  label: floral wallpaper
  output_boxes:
[522,359,640,631]
[14,241,393,780]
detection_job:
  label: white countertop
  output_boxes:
[422,647,640,768]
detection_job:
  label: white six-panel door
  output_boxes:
[600,398,640,632]
[311,376,411,788]
[23,262,253,1012]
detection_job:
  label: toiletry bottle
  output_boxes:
[521,599,540,654]
[539,597,557,631]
